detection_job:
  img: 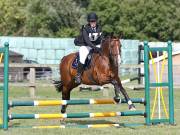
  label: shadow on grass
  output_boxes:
[9,120,143,129]
[61,119,141,129]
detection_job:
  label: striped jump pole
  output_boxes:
[9,111,145,120]
[9,98,145,107]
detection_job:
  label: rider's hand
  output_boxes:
[95,47,102,53]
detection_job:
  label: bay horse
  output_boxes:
[54,36,136,113]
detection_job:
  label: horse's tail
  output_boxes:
[52,80,63,92]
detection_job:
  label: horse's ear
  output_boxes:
[119,32,124,39]
[102,31,108,38]
[99,20,102,26]
[110,32,114,38]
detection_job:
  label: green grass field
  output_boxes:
[0,86,180,135]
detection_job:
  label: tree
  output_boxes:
[0,0,27,36]
[88,0,180,41]
[0,0,179,41]
[24,0,84,37]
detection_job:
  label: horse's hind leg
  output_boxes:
[112,79,136,110]
[61,86,71,113]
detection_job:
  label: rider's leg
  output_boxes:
[75,46,91,84]
[75,62,84,84]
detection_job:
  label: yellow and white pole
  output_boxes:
[0,53,3,63]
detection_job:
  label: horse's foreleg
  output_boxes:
[61,86,70,113]
[112,80,122,103]
[112,79,136,110]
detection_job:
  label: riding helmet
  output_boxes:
[87,12,98,22]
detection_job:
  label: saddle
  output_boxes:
[72,49,94,70]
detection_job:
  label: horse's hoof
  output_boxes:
[113,96,121,103]
[130,107,136,111]
[129,104,136,111]
[61,109,66,114]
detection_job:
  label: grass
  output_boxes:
[0,85,180,135]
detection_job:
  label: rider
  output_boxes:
[74,12,102,84]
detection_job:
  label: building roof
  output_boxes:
[9,50,23,57]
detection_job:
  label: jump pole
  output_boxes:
[9,111,145,120]
[9,98,145,107]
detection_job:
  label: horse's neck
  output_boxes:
[92,51,111,68]
[92,40,113,67]
[101,43,110,57]
[92,52,118,79]
[101,39,110,57]
[102,44,119,72]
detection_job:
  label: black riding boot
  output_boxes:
[75,62,84,84]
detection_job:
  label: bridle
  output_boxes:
[108,38,121,67]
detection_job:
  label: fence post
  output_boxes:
[144,41,150,125]
[3,42,9,130]
[167,41,174,124]
[29,68,36,98]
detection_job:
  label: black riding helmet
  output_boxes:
[87,12,98,22]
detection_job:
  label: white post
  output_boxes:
[157,51,161,119]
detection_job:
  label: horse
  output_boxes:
[54,36,136,113]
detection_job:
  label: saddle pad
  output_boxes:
[72,52,93,69]
[72,53,79,69]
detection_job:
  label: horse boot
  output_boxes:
[75,62,84,84]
